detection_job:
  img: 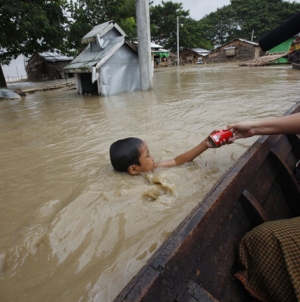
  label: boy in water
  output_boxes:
[110,136,214,175]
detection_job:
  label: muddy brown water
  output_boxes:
[0,64,299,301]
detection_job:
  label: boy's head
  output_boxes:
[109,137,155,175]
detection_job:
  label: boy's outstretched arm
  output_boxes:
[156,138,211,168]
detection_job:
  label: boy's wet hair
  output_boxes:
[109,137,143,172]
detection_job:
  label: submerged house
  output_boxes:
[239,36,299,67]
[150,43,170,66]
[63,21,140,96]
[206,39,263,64]
[179,48,210,64]
[268,36,296,64]
[26,52,73,81]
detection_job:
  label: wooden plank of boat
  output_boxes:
[114,102,300,302]
[291,62,300,69]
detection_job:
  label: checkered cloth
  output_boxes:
[235,217,300,302]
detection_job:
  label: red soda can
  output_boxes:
[208,130,233,147]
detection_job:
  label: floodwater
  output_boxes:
[0,64,299,302]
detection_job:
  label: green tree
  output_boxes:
[67,0,137,52]
[198,0,300,46]
[0,0,68,87]
[119,17,137,40]
[231,0,300,40]
[178,18,214,50]
[150,1,211,52]
[199,5,239,46]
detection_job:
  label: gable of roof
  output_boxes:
[63,36,137,73]
[209,38,260,55]
[213,38,259,51]
[81,21,127,44]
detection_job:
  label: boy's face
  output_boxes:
[137,142,155,172]
[128,142,155,174]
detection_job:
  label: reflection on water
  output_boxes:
[0,64,299,301]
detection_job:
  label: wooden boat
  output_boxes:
[291,61,300,69]
[114,102,300,302]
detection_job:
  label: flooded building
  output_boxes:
[269,36,297,64]
[239,36,299,67]
[206,39,263,64]
[26,52,73,81]
[63,21,140,96]
[179,48,210,64]
[150,43,170,67]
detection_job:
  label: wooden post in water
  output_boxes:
[0,66,7,88]
[136,0,153,91]
[177,16,180,66]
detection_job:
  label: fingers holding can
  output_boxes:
[208,130,233,148]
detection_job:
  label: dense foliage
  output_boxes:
[150,1,213,52]
[0,0,68,64]
[67,0,137,51]
[199,5,240,46]
[199,0,300,45]
[231,0,300,39]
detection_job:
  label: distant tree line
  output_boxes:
[201,0,300,46]
[1,0,300,86]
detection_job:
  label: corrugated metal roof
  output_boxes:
[191,48,210,54]
[134,42,164,49]
[210,38,259,54]
[81,21,127,44]
[237,38,259,46]
[63,36,130,72]
[150,42,163,49]
[39,52,73,62]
